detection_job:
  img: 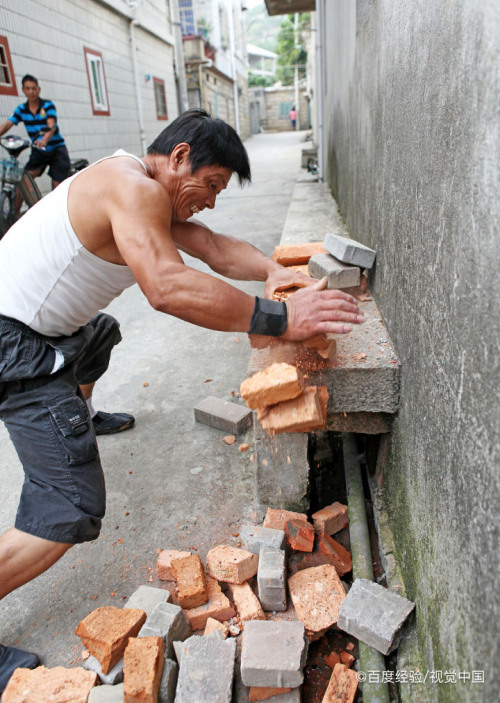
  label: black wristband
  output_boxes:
[248,296,287,336]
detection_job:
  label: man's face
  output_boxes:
[22,81,41,102]
[172,163,233,222]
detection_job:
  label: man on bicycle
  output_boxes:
[0,74,70,197]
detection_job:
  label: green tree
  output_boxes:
[275,13,309,86]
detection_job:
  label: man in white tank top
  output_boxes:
[0,109,364,688]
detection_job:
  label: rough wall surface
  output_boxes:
[322,2,499,701]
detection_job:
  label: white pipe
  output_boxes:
[170,0,189,113]
[316,0,325,181]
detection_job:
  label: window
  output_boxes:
[84,48,110,116]
[153,77,168,120]
[279,101,293,119]
[0,36,17,96]
[179,0,195,35]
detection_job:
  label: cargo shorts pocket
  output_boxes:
[47,395,98,466]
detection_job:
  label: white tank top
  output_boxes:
[0,150,141,336]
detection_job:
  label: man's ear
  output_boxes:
[170,143,191,171]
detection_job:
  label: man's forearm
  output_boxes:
[206,232,284,281]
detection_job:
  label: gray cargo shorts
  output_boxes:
[0,313,122,544]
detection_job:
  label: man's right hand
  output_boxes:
[281,277,364,340]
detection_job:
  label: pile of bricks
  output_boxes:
[240,362,328,435]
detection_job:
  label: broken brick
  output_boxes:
[263,508,308,531]
[206,545,258,584]
[171,554,208,609]
[321,663,358,703]
[257,386,326,434]
[301,334,336,359]
[75,606,147,674]
[324,651,341,668]
[249,686,293,701]
[123,636,164,703]
[288,565,346,641]
[272,241,326,266]
[240,363,304,410]
[340,651,355,668]
[311,502,349,535]
[156,549,191,581]
[204,617,229,638]
[228,582,266,623]
[317,533,352,576]
[1,666,98,703]
[185,577,236,631]
[284,518,315,552]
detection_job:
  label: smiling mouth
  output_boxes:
[190,204,200,214]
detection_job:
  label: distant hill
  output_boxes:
[245,2,283,53]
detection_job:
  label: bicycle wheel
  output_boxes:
[0,188,14,238]
[18,171,42,208]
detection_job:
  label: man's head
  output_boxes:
[22,75,40,102]
[148,109,251,186]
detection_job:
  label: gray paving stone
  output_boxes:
[308,252,360,288]
[240,620,308,688]
[240,525,286,555]
[257,547,287,612]
[194,396,253,434]
[88,683,124,703]
[159,658,178,703]
[124,585,172,615]
[83,655,123,685]
[323,232,376,269]
[264,690,302,703]
[173,634,199,664]
[175,636,236,703]
[139,601,191,658]
[337,578,415,655]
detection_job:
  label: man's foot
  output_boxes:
[92,411,135,436]
[0,644,39,693]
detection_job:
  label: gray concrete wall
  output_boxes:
[321,1,499,701]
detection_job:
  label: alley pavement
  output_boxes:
[0,130,308,668]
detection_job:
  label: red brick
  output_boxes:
[340,651,355,668]
[185,577,236,631]
[324,651,341,668]
[171,554,208,609]
[321,663,358,703]
[317,533,352,576]
[75,606,146,674]
[312,502,349,535]
[263,508,308,531]
[206,545,258,584]
[248,686,293,701]
[123,636,164,703]
[156,549,191,581]
[284,518,315,552]
[288,565,346,641]
[301,334,337,359]
[240,363,304,410]
[2,666,98,703]
[272,241,326,266]
[257,386,326,435]
[287,549,343,577]
[204,617,229,638]
[228,582,266,623]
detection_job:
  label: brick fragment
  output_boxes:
[240,524,286,555]
[123,636,164,703]
[308,253,361,289]
[321,663,358,703]
[175,636,236,703]
[324,651,341,668]
[271,282,309,302]
[272,241,326,266]
[185,576,236,631]
[194,396,252,434]
[249,686,292,701]
[257,386,326,434]
[288,565,346,641]
[284,518,315,552]
[323,232,376,269]
[88,683,124,702]
[204,617,229,638]
[340,651,355,668]
[287,549,343,577]
[75,606,147,674]
[139,601,191,659]
[301,334,337,359]
[312,502,349,535]
[317,534,352,576]
[257,546,287,612]
[171,554,208,609]
[206,544,258,584]
[263,507,308,531]
[2,666,97,703]
[157,550,191,581]
[159,658,178,703]
[240,363,304,410]
[228,582,266,622]
[125,585,172,615]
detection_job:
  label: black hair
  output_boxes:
[147,108,251,185]
[22,74,39,86]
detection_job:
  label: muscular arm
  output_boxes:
[0,120,13,137]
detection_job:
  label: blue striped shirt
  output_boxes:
[8,98,66,152]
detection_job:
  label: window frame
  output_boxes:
[153,77,168,120]
[0,36,18,96]
[83,47,110,116]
